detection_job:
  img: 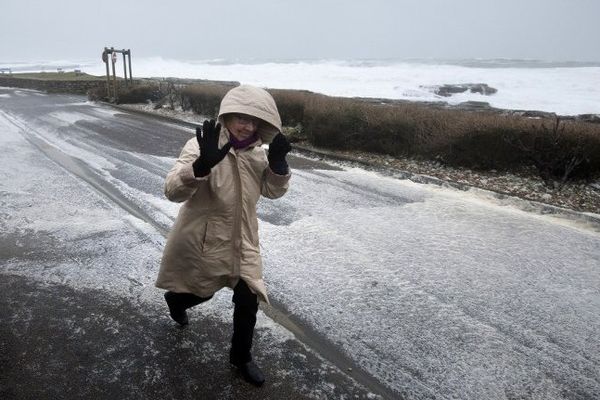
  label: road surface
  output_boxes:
[1,87,599,399]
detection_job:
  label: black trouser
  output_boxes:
[167,280,258,364]
[230,279,259,364]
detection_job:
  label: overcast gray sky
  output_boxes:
[1,0,599,62]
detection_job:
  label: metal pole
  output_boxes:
[122,50,128,88]
[127,50,133,85]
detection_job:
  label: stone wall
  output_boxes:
[0,76,107,95]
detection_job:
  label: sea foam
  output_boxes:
[2,57,599,115]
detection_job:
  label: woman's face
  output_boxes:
[225,113,260,141]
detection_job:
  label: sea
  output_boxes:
[2,57,599,116]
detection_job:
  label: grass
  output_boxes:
[6,72,105,81]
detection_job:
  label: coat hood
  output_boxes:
[218,85,282,144]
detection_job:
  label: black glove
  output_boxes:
[192,119,232,177]
[267,133,292,175]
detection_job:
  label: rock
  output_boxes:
[506,110,558,119]
[503,111,599,124]
[422,83,498,97]
[455,101,492,110]
[576,114,600,124]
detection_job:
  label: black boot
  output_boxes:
[230,352,265,387]
[164,291,189,326]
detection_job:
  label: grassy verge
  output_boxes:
[7,72,105,81]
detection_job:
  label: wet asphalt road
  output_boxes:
[2,87,600,400]
[0,88,382,400]
[0,275,373,400]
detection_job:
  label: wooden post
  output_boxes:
[103,48,110,98]
[111,47,117,100]
[127,50,133,85]
[103,46,133,94]
[122,50,128,87]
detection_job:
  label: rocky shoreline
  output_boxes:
[116,102,600,216]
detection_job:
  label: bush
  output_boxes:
[301,93,600,182]
[268,88,313,126]
[117,84,162,104]
[435,114,528,169]
[87,86,106,101]
[504,117,600,186]
[181,83,237,118]
[303,95,443,157]
[443,127,524,169]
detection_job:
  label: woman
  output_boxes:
[155,85,291,386]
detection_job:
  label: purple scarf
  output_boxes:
[229,132,259,150]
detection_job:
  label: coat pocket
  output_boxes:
[201,220,212,254]
[202,219,230,255]
[200,220,209,251]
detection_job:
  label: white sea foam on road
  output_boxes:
[0,109,162,293]
[0,104,373,399]
[2,93,599,398]
[259,166,600,398]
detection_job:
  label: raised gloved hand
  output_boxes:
[267,133,292,175]
[192,119,232,177]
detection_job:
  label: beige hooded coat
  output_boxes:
[155,85,290,303]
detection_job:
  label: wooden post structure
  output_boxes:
[102,46,134,101]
